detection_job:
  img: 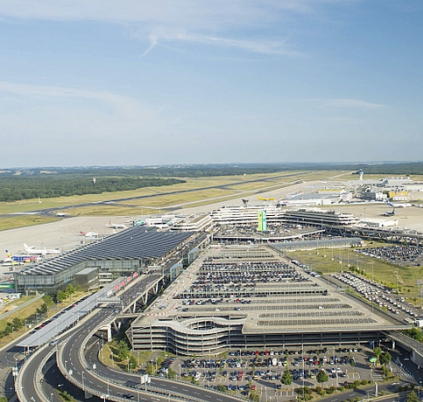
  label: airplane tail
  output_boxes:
[5,250,11,258]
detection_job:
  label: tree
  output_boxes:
[316,370,328,384]
[373,347,382,362]
[57,291,67,302]
[43,294,54,308]
[249,392,260,402]
[282,369,292,385]
[116,340,130,360]
[66,283,76,295]
[405,327,423,342]
[407,390,419,402]
[12,318,22,330]
[128,355,138,371]
[380,351,392,366]
[146,362,155,375]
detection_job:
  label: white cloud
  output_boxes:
[0,0,327,57]
[0,0,315,24]
[172,32,296,56]
[0,81,152,118]
[314,98,385,110]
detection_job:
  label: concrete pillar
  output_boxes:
[392,340,395,349]
[107,324,112,342]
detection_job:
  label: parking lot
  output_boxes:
[161,346,379,396]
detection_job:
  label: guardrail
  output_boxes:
[55,318,246,402]
[16,341,53,402]
[58,340,202,402]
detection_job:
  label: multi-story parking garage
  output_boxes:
[128,244,409,356]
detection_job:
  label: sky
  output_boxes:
[0,0,422,168]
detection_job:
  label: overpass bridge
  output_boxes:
[331,224,423,244]
[384,331,423,369]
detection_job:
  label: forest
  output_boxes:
[0,176,185,202]
[1,162,423,202]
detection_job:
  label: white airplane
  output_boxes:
[106,221,127,229]
[23,243,61,256]
[387,200,411,208]
[79,231,99,237]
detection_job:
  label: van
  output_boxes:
[49,339,58,346]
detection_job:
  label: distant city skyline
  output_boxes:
[0,1,422,168]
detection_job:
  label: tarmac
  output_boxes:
[2,179,423,280]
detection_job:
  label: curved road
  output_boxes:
[18,275,244,402]
[59,312,244,402]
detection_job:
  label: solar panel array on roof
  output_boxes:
[17,227,194,276]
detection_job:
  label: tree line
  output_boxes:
[0,176,185,202]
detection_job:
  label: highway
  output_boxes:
[17,274,244,402]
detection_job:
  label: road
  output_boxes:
[17,274,244,402]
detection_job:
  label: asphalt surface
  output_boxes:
[12,172,306,217]
[16,274,243,402]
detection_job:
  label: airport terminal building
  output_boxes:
[13,227,198,293]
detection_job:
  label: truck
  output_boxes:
[414,319,423,327]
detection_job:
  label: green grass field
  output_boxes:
[287,246,423,301]
[0,170,353,230]
[0,215,60,231]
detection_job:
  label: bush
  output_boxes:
[361,379,368,385]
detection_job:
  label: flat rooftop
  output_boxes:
[135,245,404,335]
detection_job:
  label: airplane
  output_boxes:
[55,212,69,217]
[79,231,99,237]
[106,221,127,229]
[383,209,396,217]
[4,250,40,264]
[387,200,411,208]
[257,196,275,201]
[23,243,61,256]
